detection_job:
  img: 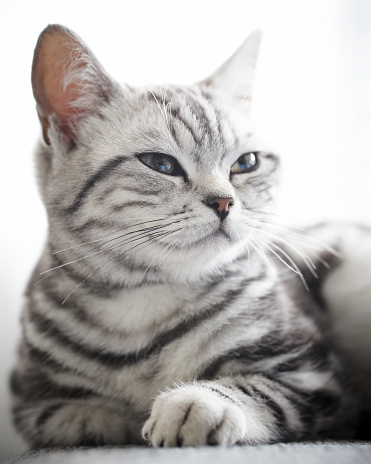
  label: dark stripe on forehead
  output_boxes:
[182,88,216,147]
[199,89,240,152]
[67,155,131,214]
[214,107,238,158]
[148,91,201,147]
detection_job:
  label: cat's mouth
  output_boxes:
[217,226,233,240]
[195,223,235,245]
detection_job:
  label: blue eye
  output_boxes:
[139,153,176,175]
[231,152,259,174]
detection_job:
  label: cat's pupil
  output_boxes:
[155,155,172,172]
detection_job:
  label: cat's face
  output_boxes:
[32,26,279,284]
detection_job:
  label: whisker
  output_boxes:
[60,227,183,301]
[32,274,52,287]
[40,250,106,275]
[248,236,270,266]
[103,221,182,254]
[161,86,170,128]
[317,255,331,269]
[140,233,177,279]
[116,228,183,268]
[260,240,309,291]
[41,221,181,275]
[147,86,167,123]
[246,212,342,258]
[249,225,319,279]
[52,217,169,254]
[61,270,95,305]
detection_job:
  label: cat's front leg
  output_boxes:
[142,383,249,447]
[13,397,143,448]
[143,372,351,447]
[142,377,284,447]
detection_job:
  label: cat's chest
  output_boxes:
[88,284,200,337]
[85,268,279,405]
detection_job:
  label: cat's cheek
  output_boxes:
[142,386,246,447]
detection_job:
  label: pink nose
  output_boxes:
[211,197,234,212]
[207,197,234,220]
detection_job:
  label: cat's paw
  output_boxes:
[142,384,246,447]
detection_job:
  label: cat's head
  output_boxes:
[32,25,279,285]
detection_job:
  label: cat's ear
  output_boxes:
[200,30,261,103]
[32,24,114,148]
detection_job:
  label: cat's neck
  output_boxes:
[30,246,270,334]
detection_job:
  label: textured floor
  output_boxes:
[5,443,371,464]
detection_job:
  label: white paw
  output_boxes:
[142,384,246,447]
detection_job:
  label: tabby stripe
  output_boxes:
[44,251,116,296]
[269,377,341,417]
[206,386,237,404]
[10,370,23,396]
[200,334,327,379]
[25,340,71,373]
[265,153,280,165]
[150,91,201,146]
[33,277,88,316]
[28,283,248,369]
[248,384,288,430]
[100,184,161,198]
[215,109,239,155]
[18,371,97,401]
[112,200,157,212]
[182,89,216,148]
[36,403,65,430]
[67,155,131,214]
[170,125,181,147]
[234,382,288,432]
[270,348,329,374]
[171,107,202,145]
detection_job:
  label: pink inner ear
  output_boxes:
[32,27,92,132]
[44,80,85,126]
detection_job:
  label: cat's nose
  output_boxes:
[206,197,235,221]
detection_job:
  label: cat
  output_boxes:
[10,24,371,449]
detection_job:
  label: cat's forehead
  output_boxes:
[118,84,252,167]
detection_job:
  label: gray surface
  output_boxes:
[5,443,371,464]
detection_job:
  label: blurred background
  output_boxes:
[0,0,370,460]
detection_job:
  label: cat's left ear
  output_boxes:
[32,24,115,148]
[200,30,261,103]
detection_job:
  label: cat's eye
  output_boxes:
[139,153,178,175]
[231,152,259,174]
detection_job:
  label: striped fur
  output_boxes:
[11,25,364,449]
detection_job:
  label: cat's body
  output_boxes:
[11,25,370,448]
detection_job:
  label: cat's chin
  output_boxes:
[169,219,243,249]
[156,239,249,284]
[190,227,235,247]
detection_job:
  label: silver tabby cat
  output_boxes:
[11,25,371,448]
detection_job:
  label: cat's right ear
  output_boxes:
[32,25,114,149]
[200,30,262,105]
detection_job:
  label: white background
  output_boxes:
[0,0,370,460]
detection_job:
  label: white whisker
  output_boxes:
[147,86,167,123]
[260,240,309,291]
[61,270,95,305]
